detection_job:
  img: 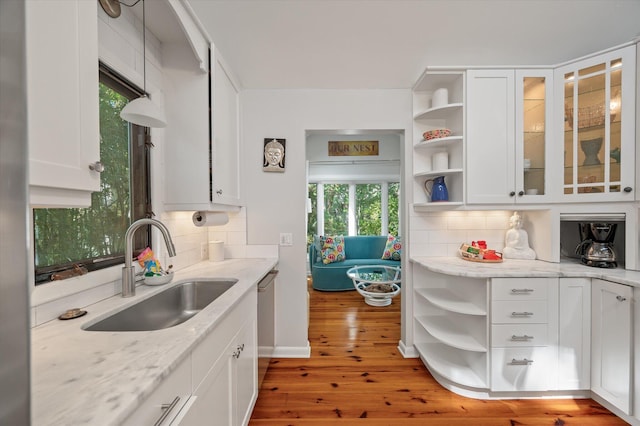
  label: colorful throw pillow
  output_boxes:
[321,235,346,264]
[382,235,401,260]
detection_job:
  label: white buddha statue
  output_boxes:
[503,212,536,260]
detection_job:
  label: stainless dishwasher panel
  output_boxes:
[257,269,277,389]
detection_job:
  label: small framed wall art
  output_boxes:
[263,138,286,172]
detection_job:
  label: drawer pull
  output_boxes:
[153,396,180,426]
[509,358,533,366]
[511,335,533,341]
[617,295,627,302]
[511,288,534,294]
[511,311,534,317]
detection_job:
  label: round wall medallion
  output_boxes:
[98,0,121,18]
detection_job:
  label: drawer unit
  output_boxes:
[491,324,549,347]
[491,347,554,391]
[490,278,558,392]
[491,278,552,301]
[491,300,548,324]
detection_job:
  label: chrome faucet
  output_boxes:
[122,218,177,297]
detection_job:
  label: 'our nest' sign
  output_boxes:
[328,141,379,157]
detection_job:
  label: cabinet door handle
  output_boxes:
[508,358,533,365]
[88,161,104,173]
[153,396,180,426]
[623,187,632,193]
[518,191,524,196]
[511,288,534,294]
[216,189,223,195]
[617,295,627,302]
[510,335,533,341]
[511,311,534,317]
[509,191,516,197]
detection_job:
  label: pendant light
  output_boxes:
[119,0,166,128]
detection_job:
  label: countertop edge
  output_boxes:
[410,256,640,287]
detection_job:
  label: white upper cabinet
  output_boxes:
[26,0,100,207]
[466,69,553,205]
[211,51,242,207]
[554,45,636,202]
[163,14,242,211]
[466,70,515,204]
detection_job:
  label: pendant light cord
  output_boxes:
[141,0,146,94]
[116,0,146,94]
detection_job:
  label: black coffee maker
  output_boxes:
[575,223,617,268]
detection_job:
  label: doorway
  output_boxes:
[304,129,405,292]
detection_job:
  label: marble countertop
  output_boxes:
[31,257,278,426]
[410,256,640,287]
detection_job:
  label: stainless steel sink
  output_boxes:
[83,279,238,332]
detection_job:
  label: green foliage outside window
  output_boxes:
[33,83,132,270]
[356,184,381,235]
[306,182,400,245]
[323,184,349,235]
[388,182,399,236]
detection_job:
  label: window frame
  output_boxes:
[33,64,152,284]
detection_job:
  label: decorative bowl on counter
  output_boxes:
[143,271,174,286]
[423,128,451,141]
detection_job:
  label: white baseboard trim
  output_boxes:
[272,343,311,358]
[398,340,418,358]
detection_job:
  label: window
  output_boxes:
[307,182,399,242]
[33,65,152,284]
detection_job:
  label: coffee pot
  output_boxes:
[424,176,449,202]
[575,222,617,268]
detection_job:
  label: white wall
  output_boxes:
[307,132,401,182]
[241,89,412,355]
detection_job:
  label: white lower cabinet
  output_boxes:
[489,278,558,392]
[491,347,554,391]
[179,317,257,426]
[591,279,632,415]
[122,356,192,426]
[123,289,258,426]
[558,278,591,390]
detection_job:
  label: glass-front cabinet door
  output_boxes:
[515,69,553,201]
[555,45,635,201]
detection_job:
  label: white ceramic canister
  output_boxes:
[432,151,449,171]
[209,240,224,262]
[432,88,449,108]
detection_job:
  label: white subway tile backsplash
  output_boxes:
[408,211,511,258]
[226,245,247,259]
[430,229,467,244]
[227,231,247,245]
[410,230,431,244]
[448,215,486,230]
[486,214,511,229]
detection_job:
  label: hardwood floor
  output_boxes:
[249,282,626,425]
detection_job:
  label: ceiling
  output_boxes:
[184,0,640,90]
